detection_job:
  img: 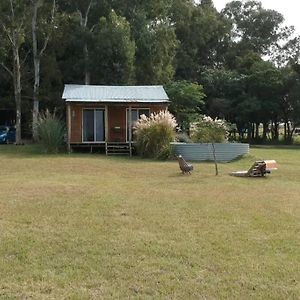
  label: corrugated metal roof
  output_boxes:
[62,84,169,103]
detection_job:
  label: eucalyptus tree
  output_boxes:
[221,0,295,68]
[134,18,177,84]
[31,0,57,140]
[71,0,96,85]
[171,0,230,81]
[112,0,178,84]
[0,0,29,144]
[270,35,300,67]
[58,0,109,84]
[91,10,135,84]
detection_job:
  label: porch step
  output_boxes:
[105,142,132,156]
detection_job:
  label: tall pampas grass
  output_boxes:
[37,110,66,153]
[134,110,177,159]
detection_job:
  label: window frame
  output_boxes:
[126,108,150,142]
[82,108,106,143]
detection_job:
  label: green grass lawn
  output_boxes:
[0,145,299,299]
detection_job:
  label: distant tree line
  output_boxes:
[1,0,300,144]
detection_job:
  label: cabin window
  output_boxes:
[83,109,105,142]
[126,108,150,141]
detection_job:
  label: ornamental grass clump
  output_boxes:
[134,110,177,159]
[191,115,228,143]
[37,110,66,153]
[191,115,229,175]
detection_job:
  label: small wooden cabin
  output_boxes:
[62,84,169,154]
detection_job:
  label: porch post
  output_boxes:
[105,105,108,155]
[105,105,108,142]
[128,105,132,156]
[67,103,71,153]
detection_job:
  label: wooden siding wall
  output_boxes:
[68,103,167,143]
[70,105,83,143]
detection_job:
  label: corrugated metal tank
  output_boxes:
[171,143,249,162]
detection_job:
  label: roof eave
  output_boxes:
[64,99,170,103]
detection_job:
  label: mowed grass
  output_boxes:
[0,145,299,299]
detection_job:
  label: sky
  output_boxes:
[213,0,300,34]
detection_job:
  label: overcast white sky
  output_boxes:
[213,0,300,34]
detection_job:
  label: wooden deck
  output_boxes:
[69,142,132,156]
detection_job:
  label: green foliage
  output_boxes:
[37,110,65,153]
[1,0,300,146]
[199,68,242,119]
[112,0,177,84]
[172,0,230,80]
[135,18,178,84]
[134,110,177,159]
[191,115,228,143]
[175,132,192,143]
[166,81,206,131]
[92,11,135,84]
[222,0,287,56]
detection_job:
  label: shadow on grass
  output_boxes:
[251,144,300,150]
[0,144,175,163]
[0,144,66,158]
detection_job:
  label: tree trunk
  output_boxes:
[79,0,93,85]
[255,122,259,140]
[284,122,287,140]
[31,0,56,140]
[211,143,218,176]
[84,42,90,85]
[286,121,293,144]
[32,0,40,141]
[13,47,22,144]
[32,51,40,143]
[32,88,39,141]
[273,122,279,141]
[262,122,268,140]
[247,123,252,141]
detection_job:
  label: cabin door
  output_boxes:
[83,109,105,142]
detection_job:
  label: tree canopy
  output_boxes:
[0,0,300,143]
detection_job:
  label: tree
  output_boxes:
[112,0,178,84]
[136,20,177,84]
[72,0,95,85]
[199,68,243,120]
[59,0,109,84]
[222,0,293,61]
[280,66,300,142]
[166,80,205,132]
[91,10,135,84]
[0,0,28,144]
[172,0,230,80]
[270,35,300,67]
[191,115,229,175]
[31,0,56,141]
[245,60,284,140]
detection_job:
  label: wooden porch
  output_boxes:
[69,142,133,156]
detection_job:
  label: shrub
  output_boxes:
[191,115,228,143]
[37,110,66,153]
[175,132,193,143]
[134,110,177,159]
